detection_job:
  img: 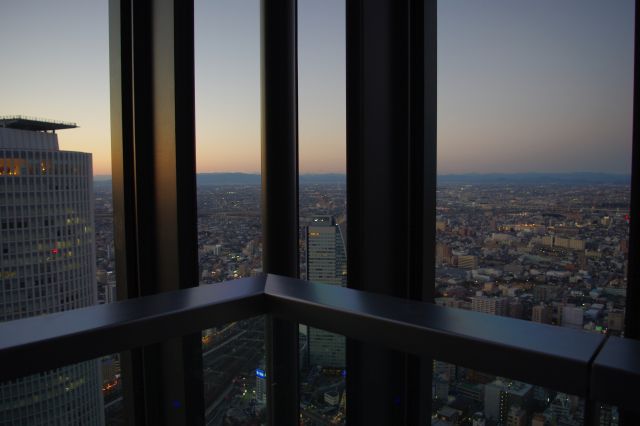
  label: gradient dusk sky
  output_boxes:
[0,0,634,176]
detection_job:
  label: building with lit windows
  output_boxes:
[305,216,347,368]
[484,379,532,424]
[457,254,478,270]
[0,117,103,425]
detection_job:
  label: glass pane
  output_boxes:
[0,1,112,423]
[202,317,266,425]
[298,0,347,423]
[194,0,261,284]
[194,1,265,423]
[436,1,633,424]
[0,356,112,425]
[597,404,620,426]
[102,355,124,424]
[432,361,586,426]
[299,326,347,425]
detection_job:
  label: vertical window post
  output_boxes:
[626,0,640,343]
[621,1,640,425]
[261,0,300,424]
[346,0,436,423]
[109,0,203,424]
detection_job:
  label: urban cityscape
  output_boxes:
[431,179,628,426]
[98,175,629,425]
[2,0,635,423]
[95,178,350,426]
[0,118,630,426]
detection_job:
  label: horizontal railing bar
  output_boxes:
[0,273,636,412]
[0,276,266,382]
[591,336,640,411]
[264,274,605,397]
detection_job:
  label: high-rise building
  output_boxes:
[531,304,552,324]
[255,368,267,405]
[305,216,347,368]
[506,405,527,426]
[471,412,486,426]
[607,310,625,333]
[456,254,478,270]
[484,379,532,424]
[436,242,452,264]
[540,235,586,251]
[507,300,523,319]
[0,117,103,425]
[561,305,584,329]
[471,296,508,316]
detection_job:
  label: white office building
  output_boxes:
[0,117,104,425]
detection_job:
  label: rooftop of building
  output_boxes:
[0,116,77,132]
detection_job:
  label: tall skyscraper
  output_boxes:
[0,117,103,425]
[305,216,347,368]
[531,304,552,324]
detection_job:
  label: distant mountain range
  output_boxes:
[196,173,347,185]
[94,172,630,187]
[437,172,630,185]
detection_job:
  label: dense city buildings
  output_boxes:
[435,182,628,332]
[95,175,628,425]
[433,181,628,425]
[0,117,103,425]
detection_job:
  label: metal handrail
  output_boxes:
[0,274,637,411]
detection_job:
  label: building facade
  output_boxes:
[471,296,508,316]
[305,216,347,368]
[0,117,103,425]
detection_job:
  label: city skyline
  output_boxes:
[0,0,635,175]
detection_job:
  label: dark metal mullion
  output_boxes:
[419,1,437,306]
[261,1,300,424]
[407,0,436,306]
[625,0,640,344]
[346,0,419,424]
[110,1,203,424]
[620,1,640,424]
[129,2,163,424]
[422,1,438,422]
[108,1,146,424]
[170,3,203,423]
[406,1,437,424]
[109,0,136,302]
[583,401,600,426]
[130,0,156,296]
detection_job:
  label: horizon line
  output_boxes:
[93,171,632,178]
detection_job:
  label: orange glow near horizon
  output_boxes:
[60,128,347,176]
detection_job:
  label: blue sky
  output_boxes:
[0,0,634,174]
